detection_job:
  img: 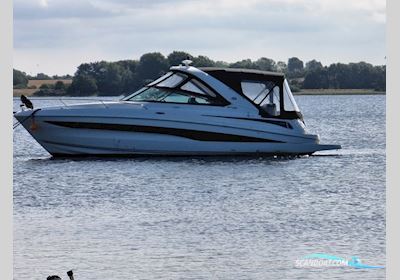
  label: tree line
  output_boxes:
[13,69,72,87]
[13,51,386,96]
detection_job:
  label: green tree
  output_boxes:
[53,74,72,79]
[167,51,193,66]
[72,61,134,96]
[215,61,229,68]
[305,60,323,72]
[192,55,216,67]
[276,61,287,73]
[347,62,375,89]
[303,67,329,88]
[39,83,53,89]
[116,60,138,73]
[255,57,276,71]
[372,65,386,91]
[13,69,28,87]
[229,59,256,69]
[136,52,169,85]
[64,53,386,95]
[54,81,65,90]
[35,73,52,80]
[287,57,304,77]
[95,63,124,95]
[117,60,141,94]
[68,75,98,96]
[115,60,139,93]
[328,63,351,88]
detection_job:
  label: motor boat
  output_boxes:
[14,62,341,156]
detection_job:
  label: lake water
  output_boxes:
[13,95,385,280]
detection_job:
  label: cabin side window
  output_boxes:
[241,81,281,116]
[157,73,188,88]
[260,86,281,116]
[180,79,216,98]
[147,72,173,86]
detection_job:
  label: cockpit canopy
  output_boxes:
[123,66,302,120]
[200,68,302,119]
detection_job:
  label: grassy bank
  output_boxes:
[13,79,72,97]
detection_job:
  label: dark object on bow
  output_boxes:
[67,270,74,280]
[47,276,61,280]
[20,94,34,109]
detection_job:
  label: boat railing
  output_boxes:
[13,97,120,109]
[58,98,111,108]
[13,97,150,112]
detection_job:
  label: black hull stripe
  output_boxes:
[45,121,283,143]
[202,115,292,128]
[36,115,315,140]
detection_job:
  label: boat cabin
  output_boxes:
[123,66,302,120]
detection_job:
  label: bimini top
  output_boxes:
[199,67,285,100]
[200,67,285,78]
[199,67,301,120]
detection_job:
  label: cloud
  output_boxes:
[39,0,48,8]
[13,0,386,75]
[13,0,114,19]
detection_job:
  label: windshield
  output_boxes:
[283,80,300,112]
[124,71,227,105]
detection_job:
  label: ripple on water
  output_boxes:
[13,96,385,280]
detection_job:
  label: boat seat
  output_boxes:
[188,97,198,104]
[261,103,277,116]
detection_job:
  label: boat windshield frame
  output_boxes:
[122,71,230,106]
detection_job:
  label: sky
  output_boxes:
[13,0,386,75]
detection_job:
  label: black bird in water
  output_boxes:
[20,94,34,109]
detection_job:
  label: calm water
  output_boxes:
[13,95,385,280]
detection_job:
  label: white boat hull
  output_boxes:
[14,104,341,156]
[14,65,342,157]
